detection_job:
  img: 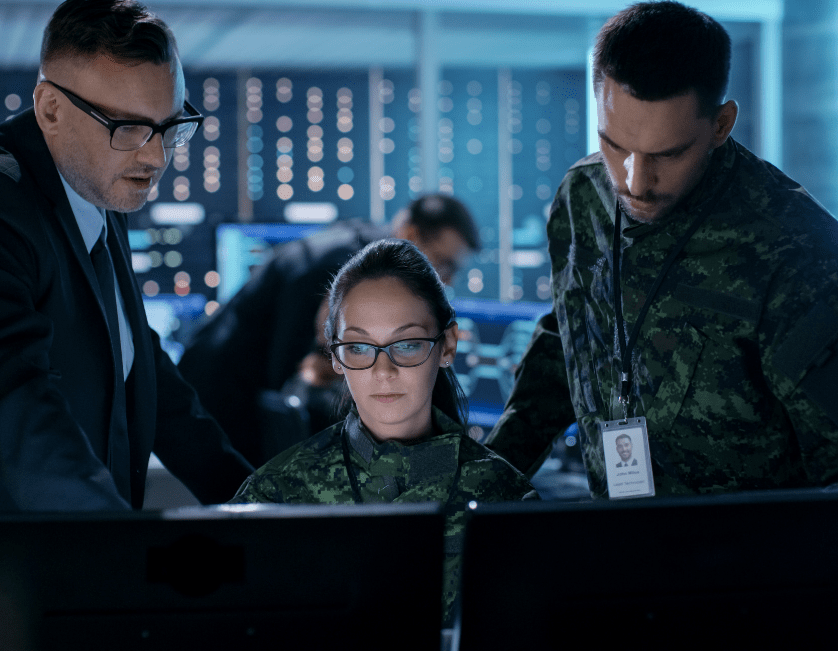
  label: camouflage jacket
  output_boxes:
[487,138,838,498]
[231,407,536,625]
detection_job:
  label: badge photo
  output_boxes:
[600,417,655,499]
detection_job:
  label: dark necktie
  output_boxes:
[90,227,131,501]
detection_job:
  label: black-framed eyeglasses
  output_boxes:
[330,329,449,370]
[44,80,204,151]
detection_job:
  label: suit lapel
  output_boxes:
[12,112,106,316]
[106,210,141,339]
[107,208,156,506]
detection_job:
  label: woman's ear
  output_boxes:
[331,354,345,375]
[440,321,458,367]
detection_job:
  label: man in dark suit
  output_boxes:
[0,0,252,511]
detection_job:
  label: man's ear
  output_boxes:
[440,321,458,367]
[711,99,738,148]
[33,82,62,136]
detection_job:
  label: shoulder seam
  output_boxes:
[0,148,21,183]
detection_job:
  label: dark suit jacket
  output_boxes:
[616,459,638,468]
[0,110,252,511]
[178,219,386,466]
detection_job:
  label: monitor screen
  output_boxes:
[451,298,549,434]
[1,503,444,651]
[215,223,325,303]
[455,489,838,649]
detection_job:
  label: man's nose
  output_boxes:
[136,132,167,168]
[625,153,654,197]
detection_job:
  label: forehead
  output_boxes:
[55,54,184,121]
[338,277,436,333]
[597,77,704,154]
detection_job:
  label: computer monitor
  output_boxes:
[450,298,549,433]
[455,489,838,649]
[215,223,325,303]
[1,503,444,651]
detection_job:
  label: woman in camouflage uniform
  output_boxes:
[230,239,537,626]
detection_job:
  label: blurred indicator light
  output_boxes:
[284,202,337,223]
[204,271,221,288]
[164,251,182,268]
[5,94,22,111]
[150,203,205,225]
[142,280,159,297]
[132,252,153,273]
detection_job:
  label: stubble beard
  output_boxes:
[608,151,714,227]
[58,156,160,213]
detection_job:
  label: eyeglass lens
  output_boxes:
[336,340,434,369]
[111,121,199,151]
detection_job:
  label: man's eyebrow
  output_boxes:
[94,100,183,124]
[598,130,696,157]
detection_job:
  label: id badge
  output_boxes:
[600,417,655,499]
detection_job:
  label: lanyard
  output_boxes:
[611,200,713,419]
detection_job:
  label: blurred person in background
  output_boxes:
[179,194,480,466]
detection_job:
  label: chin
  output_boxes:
[620,199,675,225]
[107,192,150,214]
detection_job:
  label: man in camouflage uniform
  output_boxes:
[231,406,536,626]
[487,1,838,498]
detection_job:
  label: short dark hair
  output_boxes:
[40,0,178,68]
[325,239,469,426]
[406,194,481,252]
[616,434,632,445]
[593,1,731,117]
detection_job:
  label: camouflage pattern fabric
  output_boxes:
[231,406,537,625]
[487,138,838,498]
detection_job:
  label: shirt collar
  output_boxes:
[58,172,106,253]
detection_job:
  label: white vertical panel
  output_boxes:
[497,69,513,302]
[586,46,598,156]
[758,18,782,167]
[368,67,385,223]
[418,10,440,192]
[236,69,254,221]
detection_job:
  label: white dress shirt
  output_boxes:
[59,173,135,380]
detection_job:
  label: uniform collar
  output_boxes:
[344,407,462,487]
